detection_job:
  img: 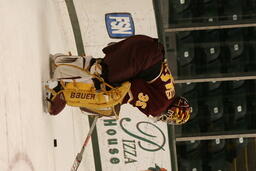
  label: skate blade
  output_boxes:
[42,81,51,114]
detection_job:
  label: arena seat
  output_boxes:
[226,29,244,59]
[227,95,247,121]
[181,118,201,136]
[206,59,223,75]
[201,30,221,63]
[226,138,248,162]
[177,140,201,154]
[220,0,243,21]
[208,139,225,153]
[176,31,191,40]
[180,82,197,94]
[205,95,224,122]
[206,151,229,171]
[204,118,226,133]
[178,147,203,171]
[226,80,245,90]
[170,0,193,26]
[206,81,223,92]
[200,0,219,23]
[176,35,195,66]
[172,0,191,13]
[178,63,196,77]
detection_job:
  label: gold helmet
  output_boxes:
[157,96,191,125]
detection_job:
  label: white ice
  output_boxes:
[0,0,95,170]
[0,0,171,170]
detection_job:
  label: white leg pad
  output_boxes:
[53,65,92,80]
[54,55,93,70]
[52,54,93,80]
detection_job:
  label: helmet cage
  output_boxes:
[157,97,191,125]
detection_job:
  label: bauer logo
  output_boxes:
[105,13,135,38]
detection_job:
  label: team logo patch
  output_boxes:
[105,13,135,38]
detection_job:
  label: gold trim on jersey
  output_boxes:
[126,90,134,104]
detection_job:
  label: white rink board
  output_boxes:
[74,0,172,170]
[97,105,172,171]
[0,0,96,171]
[0,0,171,170]
[74,0,158,58]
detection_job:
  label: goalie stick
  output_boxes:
[70,116,99,171]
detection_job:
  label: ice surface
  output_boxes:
[0,0,94,170]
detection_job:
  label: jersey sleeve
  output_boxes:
[102,35,165,83]
[123,79,174,117]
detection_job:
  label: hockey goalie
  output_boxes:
[46,35,191,125]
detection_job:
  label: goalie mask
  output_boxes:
[157,96,191,125]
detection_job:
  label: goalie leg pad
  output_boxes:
[53,65,93,80]
[50,53,94,79]
[54,54,92,70]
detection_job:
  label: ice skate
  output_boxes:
[44,80,66,115]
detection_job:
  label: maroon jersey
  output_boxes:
[102,35,165,83]
[123,62,175,117]
[101,35,175,116]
